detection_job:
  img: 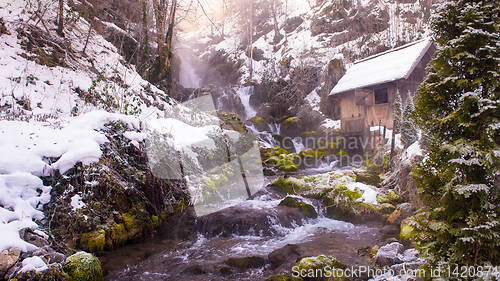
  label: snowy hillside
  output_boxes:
[180,0,436,85]
[0,0,246,261]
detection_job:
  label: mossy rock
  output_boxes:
[248,116,268,131]
[80,230,105,253]
[278,165,299,172]
[280,117,303,137]
[271,178,309,195]
[323,186,382,222]
[376,193,390,204]
[105,223,127,250]
[224,256,266,270]
[64,252,103,281]
[388,190,400,202]
[379,203,396,214]
[273,134,295,152]
[354,171,380,187]
[292,255,347,281]
[279,197,317,218]
[299,148,315,158]
[400,219,414,241]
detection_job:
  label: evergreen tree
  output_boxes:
[393,90,403,134]
[412,0,500,270]
[401,93,418,146]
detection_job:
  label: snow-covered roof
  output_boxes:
[329,38,433,96]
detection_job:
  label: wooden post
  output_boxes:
[389,118,396,170]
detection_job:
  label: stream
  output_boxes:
[103,73,387,280]
[103,168,387,280]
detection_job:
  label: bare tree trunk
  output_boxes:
[165,0,177,55]
[82,24,92,54]
[272,0,280,42]
[57,0,64,36]
[153,0,171,81]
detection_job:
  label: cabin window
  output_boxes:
[374,88,388,104]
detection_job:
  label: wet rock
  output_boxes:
[248,116,268,131]
[280,117,302,138]
[43,252,65,264]
[293,255,346,280]
[357,246,371,257]
[224,256,266,270]
[183,264,209,274]
[375,242,404,266]
[268,244,301,269]
[380,225,400,235]
[24,231,49,248]
[198,204,306,238]
[33,247,48,257]
[391,261,425,274]
[0,247,21,278]
[387,203,415,225]
[384,237,400,245]
[279,197,317,219]
[219,266,233,275]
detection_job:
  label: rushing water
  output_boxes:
[103,171,386,281]
[235,87,257,119]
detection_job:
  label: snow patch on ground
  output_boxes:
[321,119,341,130]
[348,182,379,205]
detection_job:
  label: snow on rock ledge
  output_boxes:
[0,111,141,252]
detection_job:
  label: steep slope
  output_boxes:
[180,0,439,86]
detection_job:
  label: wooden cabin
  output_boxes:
[329,38,435,149]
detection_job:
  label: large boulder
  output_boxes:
[374,242,404,266]
[279,197,317,218]
[268,244,301,269]
[0,247,21,278]
[64,252,103,281]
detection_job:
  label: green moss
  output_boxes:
[271,178,309,194]
[64,252,103,281]
[80,230,105,252]
[224,256,266,269]
[122,213,133,231]
[323,185,383,222]
[400,220,415,241]
[248,116,268,131]
[106,223,127,250]
[370,245,379,258]
[376,194,390,204]
[293,255,347,280]
[379,203,396,214]
[388,190,400,202]
[278,165,298,172]
[268,156,279,165]
[354,171,380,187]
[299,148,315,158]
[279,196,317,218]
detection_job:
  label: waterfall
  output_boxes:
[178,48,203,89]
[234,86,257,119]
[247,124,278,146]
[268,123,281,135]
[292,138,306,153]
